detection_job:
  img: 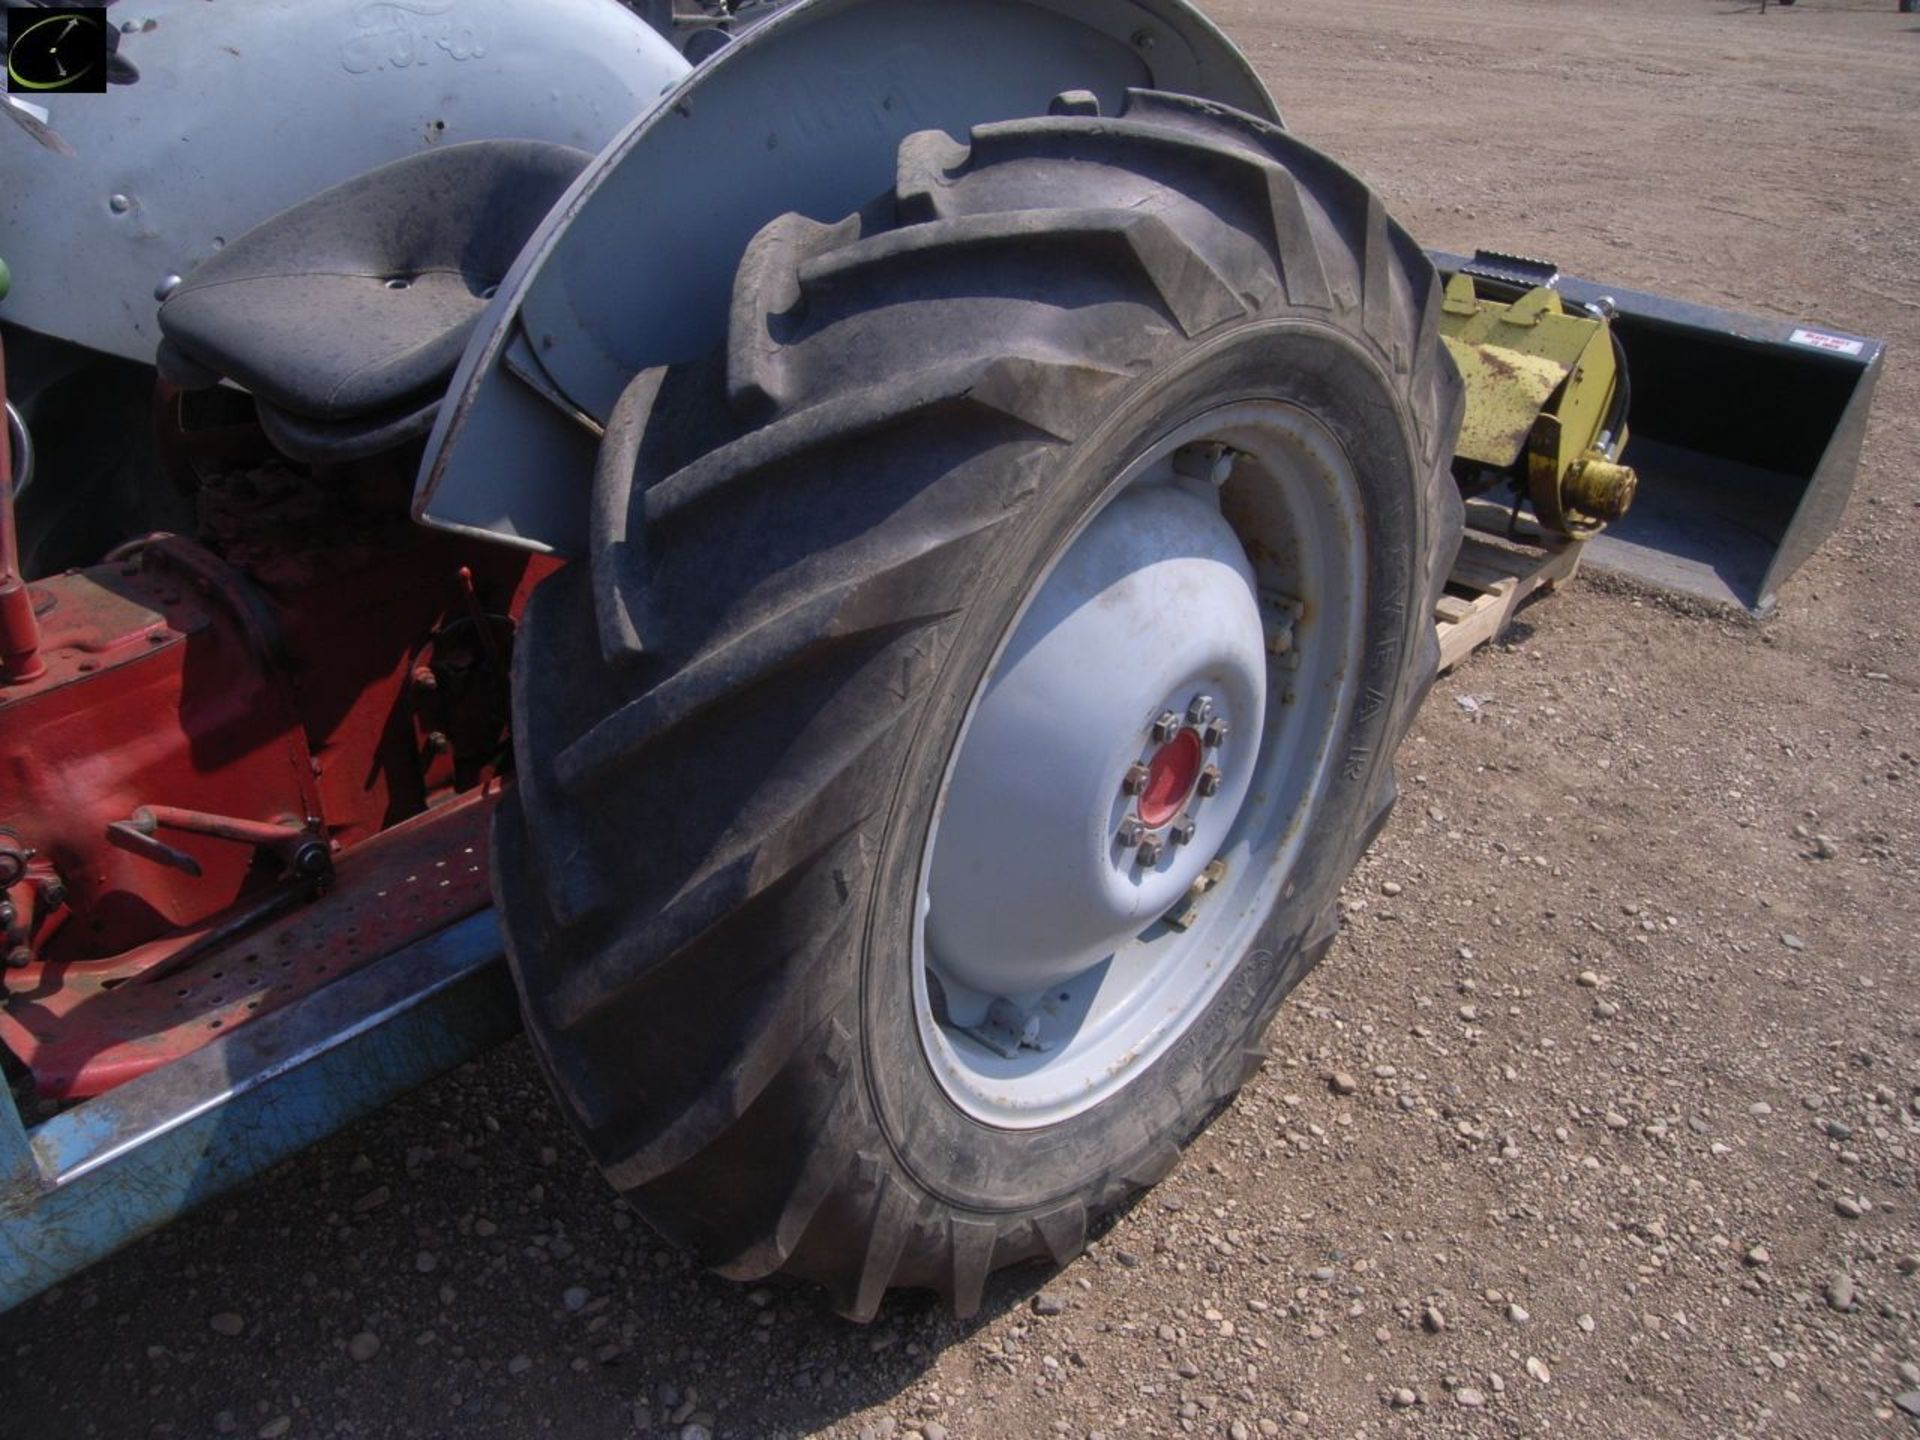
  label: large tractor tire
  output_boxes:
[496,89,1463,1319]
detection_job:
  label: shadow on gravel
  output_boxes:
[0,1036,1050,1440]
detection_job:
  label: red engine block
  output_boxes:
[0,548,320,961]
[0,454,551,1097]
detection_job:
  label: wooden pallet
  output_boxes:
[1435,532,1583,672]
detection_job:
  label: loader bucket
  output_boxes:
[1432,252,1884,615]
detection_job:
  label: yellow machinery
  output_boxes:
[1438,261,1638,538]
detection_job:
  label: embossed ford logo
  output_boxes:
[341,0,489,74]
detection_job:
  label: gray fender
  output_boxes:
[414,0,1278,554]
[0,0,688,365]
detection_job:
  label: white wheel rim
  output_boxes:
[913,402,1368,1127]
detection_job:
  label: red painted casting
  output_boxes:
[0,394,563,1097]
[0,791,496,1098]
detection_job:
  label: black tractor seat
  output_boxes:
[158,139,589,461]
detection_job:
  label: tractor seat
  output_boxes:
[158,140,589,460]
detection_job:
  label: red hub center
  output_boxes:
[1138,727,1203,828]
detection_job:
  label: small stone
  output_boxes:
[1825,1274,1857,1312]
[1898,1362,1920,1388]
[1032,1291,1066,1316]
[208,1312,244,1337]
[257,1420,291,1440]
[1593,1000,1619,1020]
[1423,1305,1447,1333]
[563,1286,590,1312]
[1897,1393,1920,1419]
[351,1185,390,1213]
[348,1331,381,1362]
[1749,1102,1773,1117]
[1780,933,1806,951]
[1897,1254,1920,1275]
[1525,1357,1551,1384]
[1507,1303,1530,1324]
[1391,1388,1417,1408]
[1381,880,1403,897]
[474,1218,497,1238]
[1455,1387,1486,1409]
[680,1426,712,1440]
[507,1354,532,1376]
[1576,970,1601,989]
[922,1426,948,1440]
[1812,835,1839,859]
[1330,1072,1359,1096]
[1745,1246,1771,1268]
[1835,1196,1866,1219]
[1604,1111,1629,1130]
[1458,1004,1478,1022]
[1577,1314,1595,1333]
[1823,1119,1854,1141]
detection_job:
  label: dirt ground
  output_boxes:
[5,0,1918,1436]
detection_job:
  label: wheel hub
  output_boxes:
[924,478,1266,1003]
[914,403,1367,1127]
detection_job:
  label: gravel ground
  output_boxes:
[6,1,1918,1437]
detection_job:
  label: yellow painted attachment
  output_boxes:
[1437,273,1637,537]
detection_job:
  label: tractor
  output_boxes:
[0,0,1880,1318]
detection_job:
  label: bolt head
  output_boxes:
[4,946,31,969]
[1201,719,1230,749]
[1150,710,1180,744]
[1121,762,1150,796]
[1136,835,1165,866]
[1169,814,1197,845]
[1197,764,1223,797]
[1117,817,1147,847]
[1171,443,1235,487]
[1186,694,1214,725]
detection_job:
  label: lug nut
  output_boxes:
[1150,710,1180,744]
[1197,764,1223,797]
[1118,817,1147,847]
[1168,814,1197,845]
[1201,718,1230,749]
[1186,694,1214,725]
[1121,762,1151,796]
[1137,835,1166,866]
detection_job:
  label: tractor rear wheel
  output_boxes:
[496,90,1463,1318]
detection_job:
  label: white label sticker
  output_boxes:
[1789,327,1865,357]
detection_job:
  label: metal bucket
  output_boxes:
[1432,252,1884,615]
